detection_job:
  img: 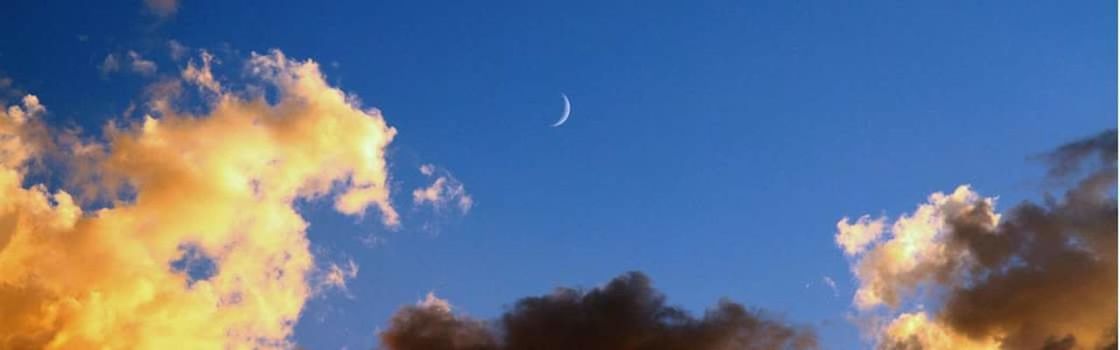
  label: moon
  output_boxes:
[551,93,571,127]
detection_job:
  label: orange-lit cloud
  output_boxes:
[835,214,886,256]
[0,50,398,348]
[880,312,999,350]
[182,51,220,93]
[837,130,1117,349]
[844,185,998,310]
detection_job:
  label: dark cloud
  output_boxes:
[381,272,817,350]
[934,129,1117,349]
[380,302,497,350]
[1041,129,1118,180]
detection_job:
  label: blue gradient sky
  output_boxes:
[0,1,1114,348]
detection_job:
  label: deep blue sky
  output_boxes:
[1,1,1114,348]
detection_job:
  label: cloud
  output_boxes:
[315,258,359,297]
[418,292,452,313]
[836,215,886,255]
[168,40,189,61]
[128,51,158,76]
[144,0,179,18]
[837,130,1117,349]
[0,75,11,94]
[878,312,999,350]
[182,50,220,93]
[0,74,25,101]
[0,49,399,348]
[846,185,997,310]
[383,292,495,350]
[412,163,473,214]
[380,272,818,350]
[99,51,159,77]
[99,53,121,76]
[0,95,49,170]
[822,276,838,297]
[358,232,388,248]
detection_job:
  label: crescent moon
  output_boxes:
[551,93,571,127]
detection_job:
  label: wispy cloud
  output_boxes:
[144,0,179,18]
[821,276,838,297]
[412,163,473,214]
[315,258,360,298]
[128,50,158,76]
[0,74,23,101]
[99,53,120,76]
[99,51,159,77]
[168,40,189,61]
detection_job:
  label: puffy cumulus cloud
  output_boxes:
[878,312,999,350]
[382,292,495,350]
[412,163,473,214]
[836,215,887,256]
[846,185,998,310]
[837,130,1117,349]
[0,49,399,349]
[381,272,818,350]
[418,291,452,313]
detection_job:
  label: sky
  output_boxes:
[0,1,1115,349]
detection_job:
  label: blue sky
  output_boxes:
[0,1,1114,348]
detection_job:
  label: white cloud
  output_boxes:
[413,164,473,214]
[821,276,838,297]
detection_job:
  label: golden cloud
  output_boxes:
[837,130,1117,349]
[0,50,397,349]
